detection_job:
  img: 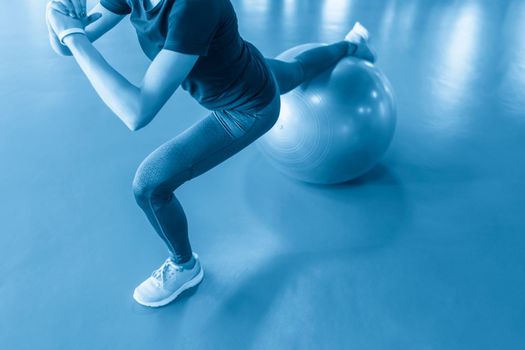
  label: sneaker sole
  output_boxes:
[133,266,205,308]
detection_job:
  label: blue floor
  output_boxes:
[1,0,524,349]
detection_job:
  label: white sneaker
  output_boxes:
[345,21,369,42]
[133,252,204,307]
[345,22,377,63]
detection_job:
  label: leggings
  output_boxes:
[132,41,349,263]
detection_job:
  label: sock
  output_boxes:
[179,255,196,269]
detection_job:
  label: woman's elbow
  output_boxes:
[127,119,147,132]
[126,112,155,132]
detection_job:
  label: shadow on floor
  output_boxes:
[185,158,411,348]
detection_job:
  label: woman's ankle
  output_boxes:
[347,42,358,56]
[179,255,196,269]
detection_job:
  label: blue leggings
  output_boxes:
[132,41,349,263]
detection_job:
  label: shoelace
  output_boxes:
[152,258,183,287]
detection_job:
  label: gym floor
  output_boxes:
[1,0,524,348]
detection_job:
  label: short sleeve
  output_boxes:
[100,0,132,15]
[164,0,220,56]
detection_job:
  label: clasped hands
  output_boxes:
[46,0,100,46]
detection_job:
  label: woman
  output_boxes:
[46,0,375,307]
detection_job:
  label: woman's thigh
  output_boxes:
[133,93,281,194]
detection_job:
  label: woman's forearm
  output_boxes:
[47,22,113,57]
[63,33,144,130]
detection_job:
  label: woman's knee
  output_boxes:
[132,169,173,210]
[132,172,153,208]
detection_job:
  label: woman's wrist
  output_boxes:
[59,28,86,45]
[62,31,88,48]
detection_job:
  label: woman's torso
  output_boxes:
[124,0,276,112]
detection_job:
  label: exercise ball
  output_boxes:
[257,43,396,185]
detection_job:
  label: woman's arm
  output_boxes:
[84,3,126,42]
[48,2,125,56]
[63,34,198,131]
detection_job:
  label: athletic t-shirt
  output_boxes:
[100,0,276,112]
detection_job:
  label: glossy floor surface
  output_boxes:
[1,0,524,349]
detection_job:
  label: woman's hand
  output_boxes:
[47,7,83,37]
[46,1,102,36]
[49,0,86,18]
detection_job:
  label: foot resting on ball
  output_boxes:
[345,22,377,63]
